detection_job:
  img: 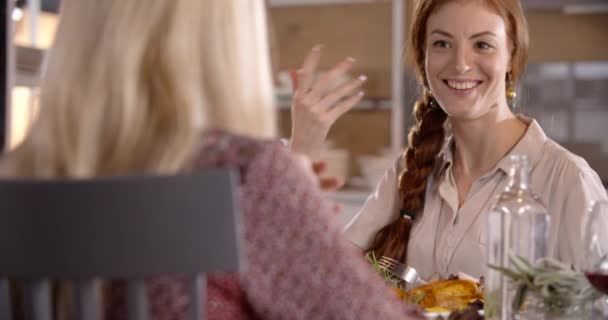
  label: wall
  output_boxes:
[270,4,608,183]
[269,4,608,98]
[526,11,608,62]
[269,3,396,98]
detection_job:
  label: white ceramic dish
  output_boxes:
[424,311,450,319]
[424,309,484,319]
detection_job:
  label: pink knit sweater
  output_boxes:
[104,131,423,320]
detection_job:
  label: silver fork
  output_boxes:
[378,256,427,289]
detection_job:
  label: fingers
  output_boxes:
[289,70,299,92]
[294,46,366,114]
[317,75,367,111]
[319,176,345,191]
[289,47,366,158]
[297,45,323,96]
[312,161,326,175]
[309,57,355,98]
[319,178,339,190]
[326,90,364,122]
[313,160,345,191]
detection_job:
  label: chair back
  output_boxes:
[0,170,241,320]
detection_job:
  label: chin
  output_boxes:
[436,98,469,114]
[440,103,485,121]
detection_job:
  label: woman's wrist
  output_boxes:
[289,138,324,159]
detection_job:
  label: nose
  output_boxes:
[452,45,472,74]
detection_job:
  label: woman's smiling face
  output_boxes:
[425,0,512,121]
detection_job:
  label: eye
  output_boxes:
[432,40,451,48]
[475,41,493,50]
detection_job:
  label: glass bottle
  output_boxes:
[485,155,551,319]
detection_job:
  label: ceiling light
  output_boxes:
[12,8,23,21]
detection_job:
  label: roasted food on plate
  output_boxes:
[403,279,484,311]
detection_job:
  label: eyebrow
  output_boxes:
[430,29,497,39]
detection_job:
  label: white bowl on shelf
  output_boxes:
[357,154,395,190]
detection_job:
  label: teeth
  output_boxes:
[447,80,479,90]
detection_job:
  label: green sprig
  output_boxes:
[489,255,600,314]
[365,252,406,290]
[365,252,427,304]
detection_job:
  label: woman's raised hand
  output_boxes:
[290,45,367,158]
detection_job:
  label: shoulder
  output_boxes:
[192,130,312,184]
[244,139,317,190]
[537,138,606,200]
[541,139,601,183]
[195,130,274,166]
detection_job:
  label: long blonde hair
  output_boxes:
[3,0,276,177]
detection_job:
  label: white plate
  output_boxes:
[424,311,450,319]
[424,310,484,319]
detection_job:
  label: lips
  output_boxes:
[443,79,482,91]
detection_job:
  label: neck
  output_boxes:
[450,105,527,177]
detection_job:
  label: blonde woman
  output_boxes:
[1,0,423,319]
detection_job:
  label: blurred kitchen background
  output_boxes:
[6,0,608,223]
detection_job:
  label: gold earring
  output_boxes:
[506,72,517,101]
[427,90,437,108]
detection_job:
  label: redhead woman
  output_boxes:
[290,0,608,281]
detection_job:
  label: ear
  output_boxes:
[508,41,515,73]
[506,60,513,78]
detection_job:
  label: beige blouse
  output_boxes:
[344,116,608,281]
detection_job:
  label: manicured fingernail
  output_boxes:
[358,75,368,82]
[345,57,355,63]
[358,91,364,96]
[312,44,323,51]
